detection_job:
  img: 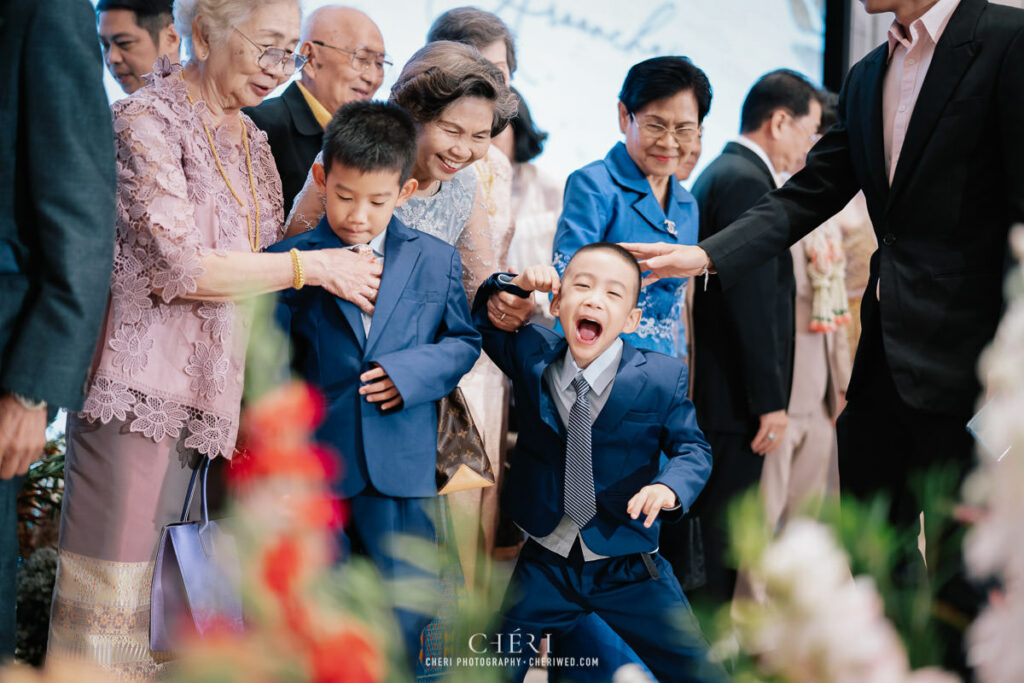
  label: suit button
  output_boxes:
[882,233,896,245]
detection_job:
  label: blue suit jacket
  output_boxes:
[269,217,481,498]
[473,275,712,556]
[552,142,698,357]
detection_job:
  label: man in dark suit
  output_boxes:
[625,0,1024,671]
[685,70,822,603]
[245,6,387,216]
[0,0,116,657]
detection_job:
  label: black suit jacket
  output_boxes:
[691,143,795,434]
[244,81,324,216]
[702,0,1024,416]
[0,0,116,410]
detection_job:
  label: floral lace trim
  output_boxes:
[81,376,236,457]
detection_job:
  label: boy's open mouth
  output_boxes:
[575,318,603,344]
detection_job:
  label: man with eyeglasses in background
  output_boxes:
[682,69,822,607]
[96,0,180,95]
[246,5,389,216]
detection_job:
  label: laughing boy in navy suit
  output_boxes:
[474,243,725,682]
[269,101,481,671]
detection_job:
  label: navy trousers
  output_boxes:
[342,490,440,676]
[500,540,727,683]
[1,476,21,659]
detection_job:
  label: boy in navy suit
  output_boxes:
[269,101,481,671]
[474,244,724,682]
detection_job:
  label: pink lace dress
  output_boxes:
[48,61,284,678]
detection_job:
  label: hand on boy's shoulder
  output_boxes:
[627,483,679,528]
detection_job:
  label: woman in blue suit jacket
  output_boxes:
[553,56,712,358]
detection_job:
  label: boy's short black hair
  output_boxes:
[565,242,643,306]
[96,0,174,46]
[740,69,822,134]
[321,101,418,183]
[619,56,713,123]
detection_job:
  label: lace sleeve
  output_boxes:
[285,150,326,236]
[454,181,499,302]
[111,97,206,304]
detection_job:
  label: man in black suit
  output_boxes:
[0,0,116,656]
[626,0,1023,671]
[684,70,822,603]
[245,6,387,216]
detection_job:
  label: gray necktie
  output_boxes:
[564,374,597,527]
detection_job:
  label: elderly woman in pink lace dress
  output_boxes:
[46,0,376,676]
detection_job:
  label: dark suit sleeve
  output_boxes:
[701,79,862,289]
[653,362,713,514]
[371,249,482,409]
[998,25,1024,228]
[0,0,116,409]
[470,273,539,378]
[707,173,791,415]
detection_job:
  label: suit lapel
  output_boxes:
[529,341,570,437]
[593,345,646,432]
[888,0,982,203]
[364,218,419,354]
[605,143,677,237]
[723,142,775,187]
[307,219,366,347]
[860,46,890,207]
[282,81,324,137]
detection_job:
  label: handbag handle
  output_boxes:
[179,456,211,526]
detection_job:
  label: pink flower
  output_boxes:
[110,272,153,325]
[185,341,229,399]
[184,412,234,456]
[108,324,153,376]
[130,395,188,441]
[152,249,204,302]
[82,377,136,423]
[198,302,232,342]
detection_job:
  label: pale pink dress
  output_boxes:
[47,60,284,679]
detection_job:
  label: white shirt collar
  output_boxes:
[734,135,781,187]
[557,338,623,397]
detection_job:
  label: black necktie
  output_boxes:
[564,374,596,527]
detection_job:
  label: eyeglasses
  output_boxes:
[631,114,702,144]
[234,28,307,74]
[310,40,393,74]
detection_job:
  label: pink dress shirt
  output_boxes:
[882,0,961,183]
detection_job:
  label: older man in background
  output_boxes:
[246,5,388,215]
[97,0,180,94]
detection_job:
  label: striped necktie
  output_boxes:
[564,373,597,527]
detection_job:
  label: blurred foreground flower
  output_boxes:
[168,381,390,683]
[965,226,1024,683]
[726,516,958,683]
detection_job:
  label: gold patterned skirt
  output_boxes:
[48,415,197,680]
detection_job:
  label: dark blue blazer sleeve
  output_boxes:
[653,362,713,514]
[0,0,117,409]
[371,248,481,408]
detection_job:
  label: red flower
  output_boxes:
[310,627,383,683]
[244,382,326,447]
[262,537,302,599]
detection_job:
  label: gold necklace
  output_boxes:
[181,72,260,252]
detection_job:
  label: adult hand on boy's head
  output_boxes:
[511,265,561,295]
[310,248,383,314]
[627,483,678,528]
[488,291,533,331]
[359,364,404,411]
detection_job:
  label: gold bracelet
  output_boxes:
[290,248,305,290]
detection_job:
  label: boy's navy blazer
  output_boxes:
[473,275,713,556]
[269,216,481,498]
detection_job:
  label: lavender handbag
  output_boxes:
[150,456,243,650]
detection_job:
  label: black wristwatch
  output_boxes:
[495,273,532,299]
